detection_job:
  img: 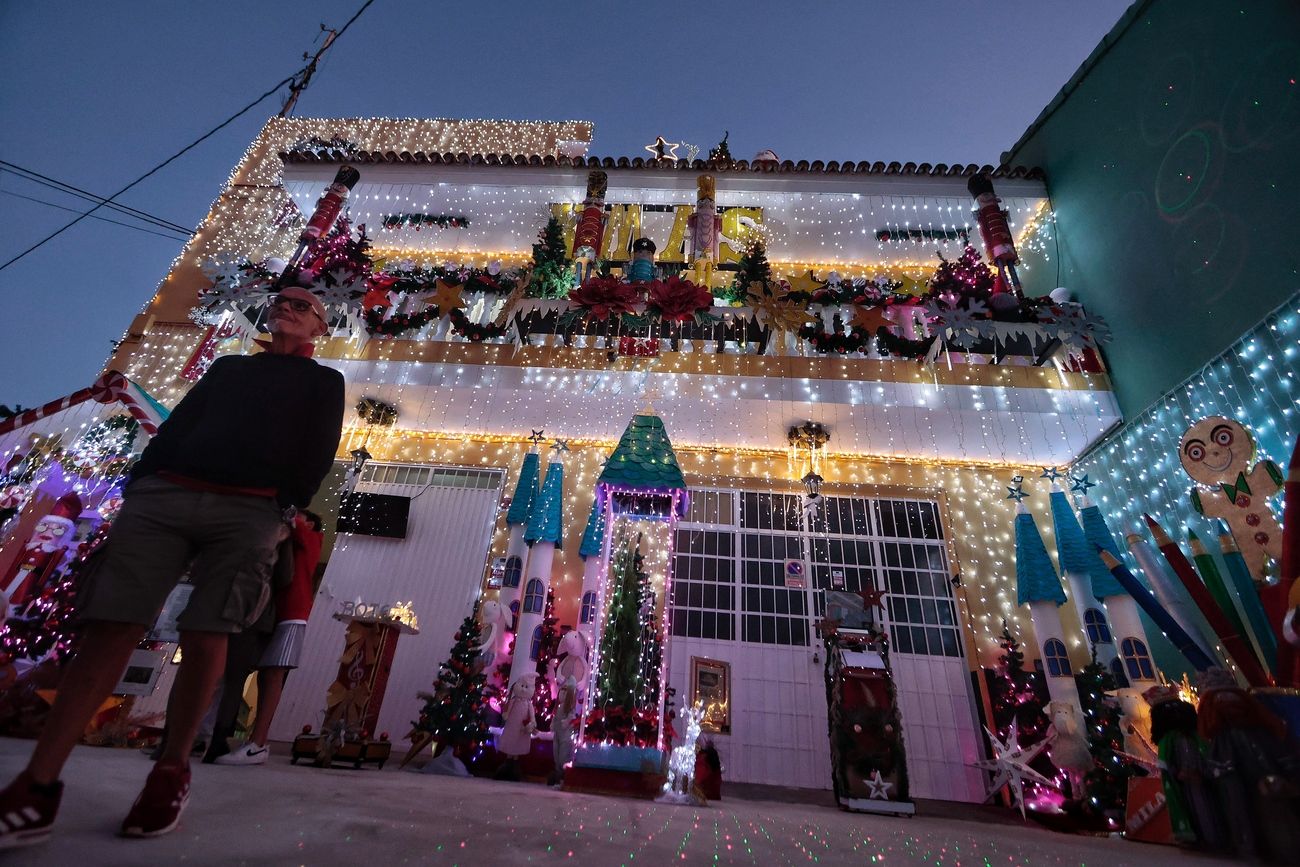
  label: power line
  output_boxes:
[0,189,192,242]
[0,0,377,274]
[0,162,193,235]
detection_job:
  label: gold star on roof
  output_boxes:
[644,136,680,160]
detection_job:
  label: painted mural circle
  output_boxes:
[1219,41,1300,152]
[1155,128,1214,216]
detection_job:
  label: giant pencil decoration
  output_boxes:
[1126,533,1218,662]
[1144,514,1271,686]
[1217,525,1278,670]
[1188,530,1257,666]
[1097,549,1215,671]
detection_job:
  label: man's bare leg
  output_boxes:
[248,667,288,746]
[25,621,145,785]
[156,631,228,768]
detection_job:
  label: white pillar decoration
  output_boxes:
[507,443,566,688]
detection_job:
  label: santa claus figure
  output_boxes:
[1,491,83,608]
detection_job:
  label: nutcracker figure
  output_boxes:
[967,173,1021,296]
[572,170,608,283]
[688,175,721,288]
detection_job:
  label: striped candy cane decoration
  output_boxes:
[0,371,163,439]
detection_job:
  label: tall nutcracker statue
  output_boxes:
[572,170,608,284]
[688,175,721,289]
[284,165,362,280]
[967,173,1021,297]
[1,492,83,608]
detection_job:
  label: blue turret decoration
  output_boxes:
[1077,498,1127,599]
[524,460,564,548]
[578,497,606,560]
[1015,504,1066,607]
[597,412,688,518]
[506,451,541,527]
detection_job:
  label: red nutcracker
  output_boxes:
[967,174,1021,296]
[572,170,608,282]
[280,165,362,286]
[1,491,82,608]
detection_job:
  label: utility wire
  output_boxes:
[0,0,376,273]
[0,162,193,235]
[0,189,192,242]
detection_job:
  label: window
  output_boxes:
[503,555,523,589]
[529,624,544,660]
[739,531,809,646]
[1084,608,1112,646]
[1110,657,1129,688]
[670,529,736,641]
[580,591,598,625]
[1120,638,1155,681]
[1043,638,1071,678]
[508,600,519,629]
[522,578,544,614]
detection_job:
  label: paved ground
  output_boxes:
[0,738,1224,866]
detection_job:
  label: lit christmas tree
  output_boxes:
[986,623,1055,802]
[928,245,996,306]
[589,532,659,745]
[531,589,560,728]
[530,216,572,298]
[407,603,492,759]
[732,239,773,295]
[1076,646,1141,822]
[1,522,109,663]
[708,131,733,165]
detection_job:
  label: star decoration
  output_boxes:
[851,304,892,333]
[551,439,570,453]
[429,278,465,316]
[1005,484,1027,502]
[1069,474,1097,494]
[528,429,545,445]
[859,585,887,611]
[1039,466,1063,482]
[970,721,1056,818]
[865,769,894,800]
[746,283,814,334]
[644,136,680,160]
[782,269,824,297]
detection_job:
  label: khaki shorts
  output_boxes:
[77,476,287,633]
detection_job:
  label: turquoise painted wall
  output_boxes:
[1006,0,1300,417]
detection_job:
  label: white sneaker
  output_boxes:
[214,743,269,766]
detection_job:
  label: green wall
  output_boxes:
[1006,0,1300,416]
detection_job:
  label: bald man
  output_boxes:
[0,286,344,847]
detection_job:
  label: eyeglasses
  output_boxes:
[269,294,325,321]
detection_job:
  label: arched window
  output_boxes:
[1110,657,1129,688]
[508,600,520,630]
[1121,638,1155,681]
[523,578,544,614]
[580,591,598,625]
[1043,638,1072,678]
[1084,608,1112,646]
[529,624,544,660]
[503,555,523,588]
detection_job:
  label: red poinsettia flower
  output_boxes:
[568,276,641,320]
[646,275,712,322]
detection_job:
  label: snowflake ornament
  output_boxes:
[1046,303,1112,349]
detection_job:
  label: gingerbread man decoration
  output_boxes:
[1179,416,1283,580]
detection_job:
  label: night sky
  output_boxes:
[0,0,1132,407]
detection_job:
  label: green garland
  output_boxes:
[381,213,469,230]
[375,266,519,297]
[363,306,508,342]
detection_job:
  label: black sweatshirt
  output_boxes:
[130,352,346,508]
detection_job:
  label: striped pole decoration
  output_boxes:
[0,371,163,439]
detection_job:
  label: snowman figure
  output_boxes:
[1179,416,1283,580]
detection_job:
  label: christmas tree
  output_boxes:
[986,623,1055,800]
[589,532,659,745]
[529,216,572,299]
[1076,647,1140,821]
[406,603,492,762]
[708,131,733,165]
[732,240,773,295]
[0,522,109,663]
[531,589,560,728]
[928,245,995,306]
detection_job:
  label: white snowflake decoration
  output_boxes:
[1047,303,1111,350]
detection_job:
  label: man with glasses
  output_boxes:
[0,286,345,848]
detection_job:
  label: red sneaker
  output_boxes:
[120,762,190,838]
[0,771,62,850]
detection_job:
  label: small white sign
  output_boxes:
[114,648,169,696]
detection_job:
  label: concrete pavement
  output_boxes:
[0,738,1220,866]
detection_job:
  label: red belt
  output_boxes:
[156,471,277,499]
